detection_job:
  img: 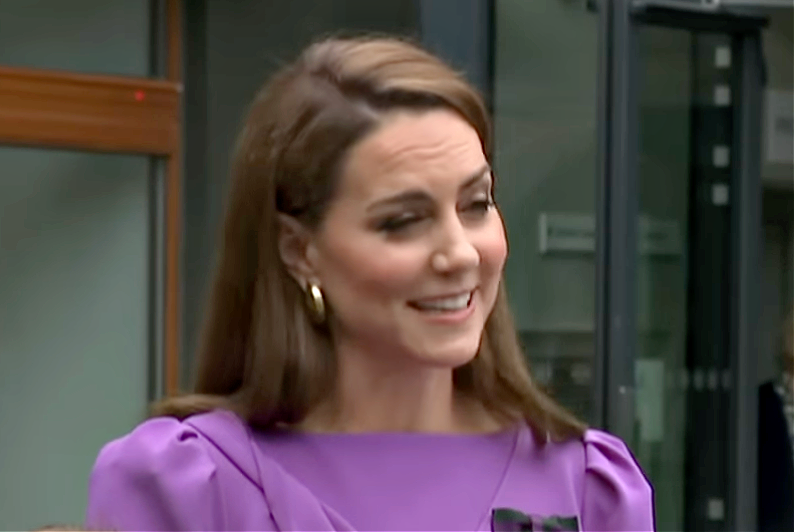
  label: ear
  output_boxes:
[277,213,319,287]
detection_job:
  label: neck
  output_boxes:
[302,338,498,434]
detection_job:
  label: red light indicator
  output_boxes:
[134,90,146,101]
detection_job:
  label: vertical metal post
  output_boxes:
[148,0,169,402]
[593,0,612,429]
[148,159,167,402]
[728,29,763,532]
[602,0,640,440]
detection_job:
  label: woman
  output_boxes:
[758,310,794,532]
[85,37,654,531]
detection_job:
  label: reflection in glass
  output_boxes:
[493,0,598,422]
[635,26,692,531]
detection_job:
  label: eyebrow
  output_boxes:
[366,164,492,213]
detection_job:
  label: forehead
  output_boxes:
[338,109,487,200]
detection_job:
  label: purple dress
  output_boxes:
[85,410,654,531]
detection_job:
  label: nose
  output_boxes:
[431,213,480,274]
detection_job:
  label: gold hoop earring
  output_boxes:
[305,282,326,324]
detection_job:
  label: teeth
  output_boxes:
[414,293,471,311]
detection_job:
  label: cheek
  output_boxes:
[320,237,426,300]
[478,218,508,274]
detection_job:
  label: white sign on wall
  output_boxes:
[538,212,682,257]
[538,213,595,254]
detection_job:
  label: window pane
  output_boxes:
[493,1,598,421]
[0,147,151,529]
[634,27,694,531]
[0,0,150,76]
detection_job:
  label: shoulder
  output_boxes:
[90,409,262,478]
[580,429,652,500]
[498,426,653,530]
[92,415,213,472]
[89,411,248,485]
[86,415,221,530]
[86,411,273,531]
[578,429,655,531]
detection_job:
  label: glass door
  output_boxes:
[635,25,739,531]
[601,2,766,531]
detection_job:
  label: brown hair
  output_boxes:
[154,36,585,443]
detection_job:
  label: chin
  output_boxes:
[411,336,483,369]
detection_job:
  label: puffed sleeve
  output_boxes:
[581,430,655,532]
[85,417,227,531]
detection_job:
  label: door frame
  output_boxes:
[596,1,766,529]
[0,0,184,400]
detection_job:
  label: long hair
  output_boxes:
[154,36,585,443]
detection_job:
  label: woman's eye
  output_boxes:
[377,214,422,233]
[466,198,495,215]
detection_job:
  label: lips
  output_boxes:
[409,291,474,312]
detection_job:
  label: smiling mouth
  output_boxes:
[408,291,474,312]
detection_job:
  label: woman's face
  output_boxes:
[298,109,507,368]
